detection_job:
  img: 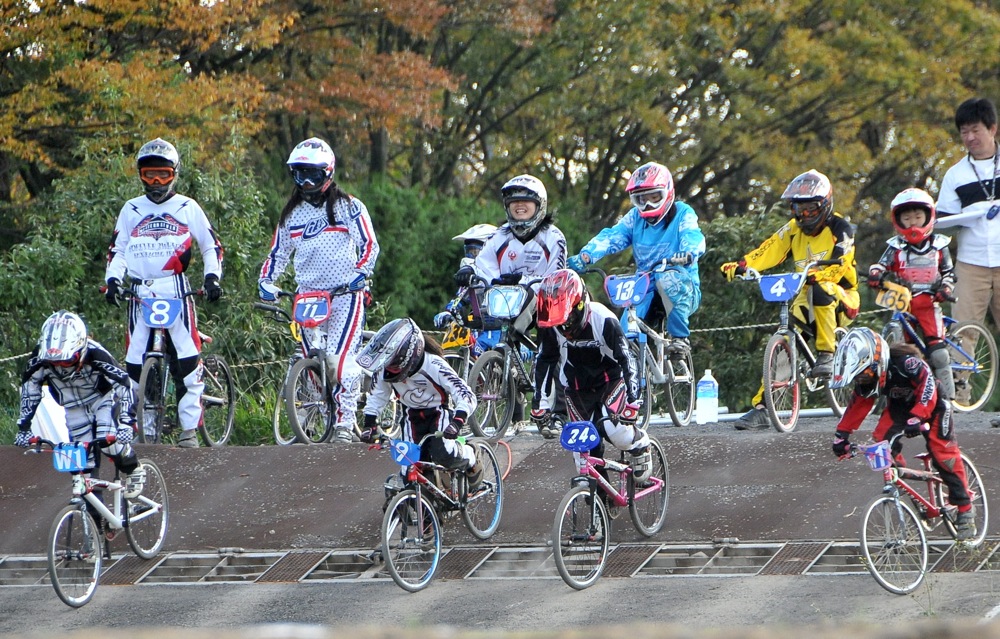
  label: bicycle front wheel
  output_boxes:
[200,354,235,446]
[126,459,170,559]
[462,440,504,540]
[468,350,516,439]
[272,393,298,445]
[135,357,167,444]
[552,484,610,590]
[48,505,102,608]
[949,320,998,412]
[381,489,441,592]
[665,348,695,427]
[285,357,332,444]
[629,438,670,537]
[860,496,927,595]
[762,333,799,433]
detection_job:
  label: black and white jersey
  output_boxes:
[365,353,476,416]
[474,223,566,286]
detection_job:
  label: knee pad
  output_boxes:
[928,343,950,369]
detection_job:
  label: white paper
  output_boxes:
[935,210,986,229]
[31,387,70,443]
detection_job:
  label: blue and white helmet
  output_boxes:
[287,138,336,197]
[501,175,548,240]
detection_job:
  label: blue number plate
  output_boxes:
[758,273,802,303]
[293,292,332,328]
[389,439,421,467]
[140,298,183,328]
[560,421,601,453]
[52,442,88,473]
[604,273,651,309]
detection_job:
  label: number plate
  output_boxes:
[52,442,88,473]
[604,273,651,309]
[293,291,332,328]
[560,421,601,452]
[758,273,802,303]
[874,280,912,313]
[484,286,527,320]
[389,439,421,467]
[861,441,893,471]
[140,297,183,328]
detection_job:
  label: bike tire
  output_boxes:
[443,350,471,382]
[461,440,504,540]
[860,495,927,595]
[762,333,799,433]
[199,354,235,447]
[285,357,333,444]
[666,349,695,427]
[381,489,441,592]
[824,326,851,417]
[467,350,516,440]
[126,459,170,559]
[552,483,610,590]
[948,320,998,413]
[272,395,298,445]
[629,437,670,537]
[935,453,989,547]
[48,505,102,608]
[135,357,167,444]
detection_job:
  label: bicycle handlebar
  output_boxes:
[738,258,843,282]
[25,434,117,453]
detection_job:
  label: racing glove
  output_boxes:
[831,431,851,459]
[530,408,550,429]
[14,428,33,448]
[258,281,282,302]
[567,254,589,273]
[867,265,886,290]
[617,402,641,425]
[204,274,223,303]
[348,272,368,292]
[905,417,930,438]
[359,414,379,444]
[454,266,474,287]
[721,260,746,282]
[433,312,453,329]
[670,252,694,266]
[443,414,466,439]
[105,278,122,307]
[115,423,135,445]
[496,272,522,285]
[934,284,955,304]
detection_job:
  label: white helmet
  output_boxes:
[136,138,180,203]
[287,138,336,199]
[38,311,89,377]
[830,327,888,398]
[501,175,548,240]
[452,224,498,244]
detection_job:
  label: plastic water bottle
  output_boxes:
[696,369,719,425]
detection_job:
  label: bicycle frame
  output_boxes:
[70,473,161,533]
[571,451,664,509]
[889,311,978,375]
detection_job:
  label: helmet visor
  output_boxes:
[140,167,175,187]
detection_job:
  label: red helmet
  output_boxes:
[626,162,675,225]
[537,269,589,335]
[890,187,936,245]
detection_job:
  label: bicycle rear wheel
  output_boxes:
[135,357,167,443]
[200,354,235,446]
[762,333,799,433]
[666,349,695,427]
[126,459,170,559]
[936,453,989,547]
[462,441,504,540]
[381,489,441,592]
[48,505,102,608]
[629,438,670,537]
[285,357,333,444]
[948,320,998,412]
[860,496,927,595]
[552,483,610,590]
[468,350,516,439]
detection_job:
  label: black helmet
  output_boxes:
[356,318,425,382]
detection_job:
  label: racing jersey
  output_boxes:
[836,351,941,435]
[743,213,858,290]
[474,223,566,286]
[259,195,379,292]
[875,235,954,295]
[17,340,134,428]
[535,301,639,410]
[365,353,476,417]
[106,194,223,282]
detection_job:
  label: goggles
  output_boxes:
[48,352,82,369]
[291,166,328,189]
[139,167,175,186]
[791,201,822,215]
[630,189,665,211]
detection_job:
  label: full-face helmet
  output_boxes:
[830,327,888,398]
[356,318,425,383]
[136,138,180,204]
[501,175,548,240]
[537,269,589,337]
[287,138,336,203]
[782,169,834,236]
[37,311,89,378]
[890,187,936,245]
[626,162,676,226]
[452,223,498,260]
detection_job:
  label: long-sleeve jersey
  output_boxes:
[875,235,955,295]
[259,196,379,292]
[579,202,706,284]
[365,353,476,417]
[836,351,941,435]
[106,194,223,282]
[473,223,566,286]
[535,302,639,411]
[17,340,134,428]
[743,213,858,290]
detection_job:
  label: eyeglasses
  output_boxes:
[139,167,175,186]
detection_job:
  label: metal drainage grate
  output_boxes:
[100,554,165,585]
[140,554,226,584]
[258,551,329,583]
[931,540,991,573]
[603,545,658,578]
[804,542,867,574]
[0,555,50,586]
[759,542,829,576]
[437,547,494,580]
[468,546,557,579]
[639,543,782,576]
[202,552,284,583]
[301,549,380,581]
